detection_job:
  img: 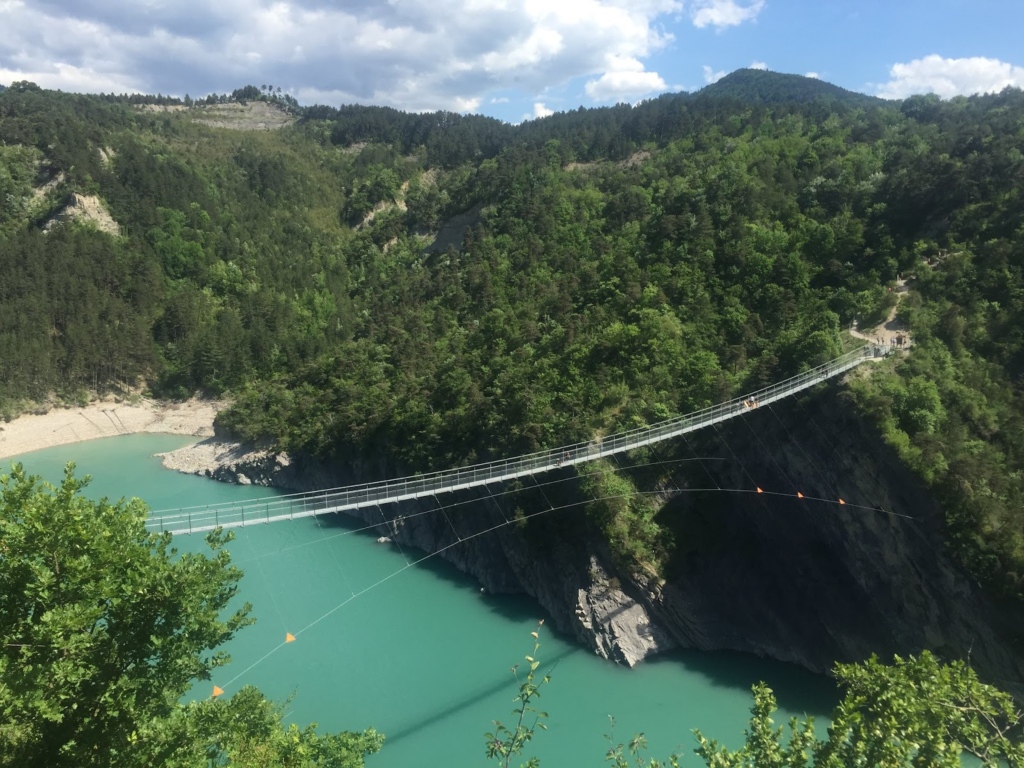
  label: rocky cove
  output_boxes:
[159,385,1024,696]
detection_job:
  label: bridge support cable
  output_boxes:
[227,457,712,571]
[483,483,511,524]
[207,481,914,698]
[436,495,464,543]
[789,394,895,511]
[148,345,887,535]
[705,421,785,517]
[528,473,558,519]
[764,401,842,502]
[679,431,721,490]
[733,410,801,496]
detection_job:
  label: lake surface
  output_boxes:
[7,434,838,766]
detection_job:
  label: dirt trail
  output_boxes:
[850,278,912,350]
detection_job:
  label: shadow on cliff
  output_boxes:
[383,644,580,749]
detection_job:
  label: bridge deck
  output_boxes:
[147,345,886,535]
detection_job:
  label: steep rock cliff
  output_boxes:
[640,386,1024,695]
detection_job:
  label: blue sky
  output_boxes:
[2,0,1023,123]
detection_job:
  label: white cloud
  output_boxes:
[690,0,765,30]
[454,96,482,112]
[750,60,767,70]
[0,62,141,93]
[585,54,666,101]
[490,96,510,103]
[876,55,1024,99]
[0,0,684,112]
[805,71,820,79]
[533,102,554,118]
[702,65,727,84]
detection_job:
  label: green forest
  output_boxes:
[3,68,1024,762]
[2,72,1023,608]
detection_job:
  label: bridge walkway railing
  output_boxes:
[147,345,885,535]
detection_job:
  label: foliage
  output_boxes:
[694,652,1024,768]
[487,634,1024,768]
[485,622,551,768]
[0,144,42,237]
[0,464,382,767]
[487,635,1022,767]
[604,718,680,768]
[153,687,383,768]
[694,68,886,108]
[578,461,667,573]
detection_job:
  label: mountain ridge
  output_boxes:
[694,68,887,107]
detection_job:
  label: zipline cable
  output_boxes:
[211,484,912,696]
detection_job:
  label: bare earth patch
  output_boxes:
[44,192,121,236]
[157,439,279,481]
[32,168,65,200]
[134,104,188,113]
[356,187,409,230]
[422,203,485,254]
[0,398,224,461]
[619,150,652,168]
[191,101,296,131]
[134,101,295,130]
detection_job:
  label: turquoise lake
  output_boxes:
[7,433,838,766]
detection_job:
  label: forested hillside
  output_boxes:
[1,76,1023,614]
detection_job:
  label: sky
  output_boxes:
[2,0,1023,123]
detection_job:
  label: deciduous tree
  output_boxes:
[0,464,382,767]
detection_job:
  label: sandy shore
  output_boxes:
[0,397,224,461]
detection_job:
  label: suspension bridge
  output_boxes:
[147,344,888,535]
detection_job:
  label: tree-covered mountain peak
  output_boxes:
[696,68,887,107]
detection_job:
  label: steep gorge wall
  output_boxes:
[640,388,1024,695]
[168,383,1024,694]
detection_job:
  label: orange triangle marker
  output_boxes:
[797,492,805,499]
[838,498,846,505]
[285,633,296,643]
[756,487,764,494]
[212,685,224,698]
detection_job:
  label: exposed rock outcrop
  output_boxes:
[190,101,296,131]
[576,557,676,665]
[44,192,121,236]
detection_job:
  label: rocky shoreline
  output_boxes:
[158,439,288,485]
